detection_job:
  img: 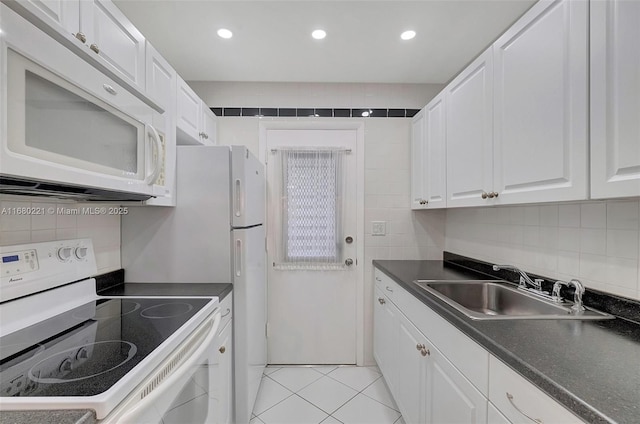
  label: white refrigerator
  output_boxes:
[121,145,266,424]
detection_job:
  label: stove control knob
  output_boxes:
[57,247,73,262]
[74,247,88,260]
[76,347,88,360]
[59,358,73,373]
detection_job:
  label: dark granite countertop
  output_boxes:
[0,410,95,424]
[373,259,640,424]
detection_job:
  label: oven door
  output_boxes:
[0,5,162,196]
[101,310,222,424]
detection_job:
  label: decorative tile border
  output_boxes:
[210,107,419,118]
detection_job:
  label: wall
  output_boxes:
[446,200,640,300]
[191,80,446,365]
[0,196,121,274]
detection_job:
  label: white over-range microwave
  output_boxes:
[0,5,164,201]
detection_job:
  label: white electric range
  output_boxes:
[0,239,222,423]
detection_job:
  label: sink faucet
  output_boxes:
[492,264,543,291]
[552,279,585,312]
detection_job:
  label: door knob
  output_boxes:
[345,258,354,266]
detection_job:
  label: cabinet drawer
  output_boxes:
[489,355,584,423]
[374,269,397,302]
[218,292,233,330]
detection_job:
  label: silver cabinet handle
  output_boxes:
[221,308,231,318]
[103,84,117,95]
[378,297,385,305]
[385,286,393,293]
[74,32,87,43]
[90,43,100,54]
[506,392,543,424]
[199,132,209,139]
[375,277,381,282]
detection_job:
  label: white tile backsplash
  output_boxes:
[445,201,640,300]
[0,197,121,274]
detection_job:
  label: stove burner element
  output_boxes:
[28,341,137,384]
[140,302,194,319]
[72,300,141,321]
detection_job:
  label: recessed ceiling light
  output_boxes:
[217,28,233,39]
[312,29,326,40]
[401,30,416,40]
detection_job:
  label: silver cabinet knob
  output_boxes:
[219,346,226,354]
[378,297,386,305]
[345,258,354,266]
[90,44,100,54]
[416,343,424,351]
[199,132,209,139]
[492,191,499,198]
[487,192,496,198]
[481,191,489,199]
[74,32,87,43]
[420,348,430,357]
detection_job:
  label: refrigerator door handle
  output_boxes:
[234,179,243,217]
[235,239,242,277]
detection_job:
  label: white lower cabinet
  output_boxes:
[396,313,428,424]
[428,348,487,424]
[488,356,582,424]
[487,402,511,424]
[211,294,233,424]
[374,272,486,424]
[373,267,585,424]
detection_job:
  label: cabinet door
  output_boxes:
[79,0,146,90]
[145,42,177,205]
[373,288,399,395]
[396,312,428,424]
[411,108,427,209]
[590,0,640,198]
[445,48,494,207]
[201,104,218,146]
[176,76,203,145]
[488,402,512,424]
[493,0,588,204]
[423,93,447,208]
[216,319,233,424]
[18,0,79,35]
[426,347,488,424]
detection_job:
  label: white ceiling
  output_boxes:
[114,0,536,84]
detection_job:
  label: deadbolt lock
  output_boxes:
[345,258,354,266]
[345,236,353,244]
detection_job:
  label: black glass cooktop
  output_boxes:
[0,297,211,397]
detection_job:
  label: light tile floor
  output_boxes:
[251,365,405,424]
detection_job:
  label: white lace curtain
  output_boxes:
[273,147,348,270]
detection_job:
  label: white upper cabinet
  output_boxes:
[411,95,447,210]
[145,42,177,206]
[411,109,426,209]
[19,0,79,33]
[79,0,146,91]
[176,76,217,146]
[7,0,147,95]
[492,0,588,204]
[445,48,494,207]
[590,0,640,199]
[423,94,447,209]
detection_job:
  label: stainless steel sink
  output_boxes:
[413,280,614,320]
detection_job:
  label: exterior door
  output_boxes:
[265,128,358,364]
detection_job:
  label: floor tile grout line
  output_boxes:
[267,367,325,393]
[357,375,401,413]
[253,375,296,418]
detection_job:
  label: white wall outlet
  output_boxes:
[372,221,386,236]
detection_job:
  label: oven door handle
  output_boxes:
[109,310,222,424]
